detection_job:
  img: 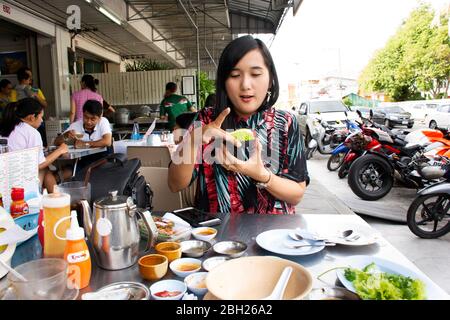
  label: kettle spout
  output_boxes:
[80,200,92,237]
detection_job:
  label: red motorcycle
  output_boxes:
[337,122,399,178]
[347,131,450,201]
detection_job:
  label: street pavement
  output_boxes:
[301,151,450,294]
[307,153,415,222]
[304,121,431,223]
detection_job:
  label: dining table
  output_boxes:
[112,119,169,140]
[3,211,449,300]
[51,146,107,178]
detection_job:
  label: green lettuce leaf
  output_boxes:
[344,263,426,300]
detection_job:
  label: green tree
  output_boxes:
[198,71,215,108]
[342,96,353,107]
[359,4,450,101]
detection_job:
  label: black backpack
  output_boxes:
[74,153,153,210]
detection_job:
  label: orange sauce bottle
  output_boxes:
[63,211,91,289]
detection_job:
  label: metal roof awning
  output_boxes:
[4,0,300,69]
[229,0,291,34]
[125,0,232,69]
[125,0,297,69]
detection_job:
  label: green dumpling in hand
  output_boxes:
[230,128,255,141]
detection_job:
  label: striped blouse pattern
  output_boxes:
[190,106,309,215]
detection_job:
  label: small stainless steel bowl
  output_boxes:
[202,256,230,272]
[94,281,150,300]
[308,287,360,300]
[213,241,247,258]
[180,240,212,258]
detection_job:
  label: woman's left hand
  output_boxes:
[217,139,270,182]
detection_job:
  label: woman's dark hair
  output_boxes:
[0,98,43,137]
[0,79,11,89]
[204,93,216,108]
[82,99,103,117]
[215,35,279,129]
[175,112,197,130]
[81,74,99,92]
[17,67,32,82]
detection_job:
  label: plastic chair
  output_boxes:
[138,167,183,212]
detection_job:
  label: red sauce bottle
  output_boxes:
[10,187,29,219]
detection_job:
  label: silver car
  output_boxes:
[296,99,357,143]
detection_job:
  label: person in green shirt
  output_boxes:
[159,82,196,130]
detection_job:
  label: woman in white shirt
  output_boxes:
[0,98,68,192]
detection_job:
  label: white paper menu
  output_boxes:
[0,147,39,210]
[143,119,157,139]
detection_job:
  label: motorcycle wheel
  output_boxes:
[407,193,450,239]
[348,154,394,201]
[338,162,350,179]
[306,146,315,160]
[327,153,345,171]
[305,129,315,160]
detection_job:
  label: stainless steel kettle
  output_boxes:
[80,191,158,270]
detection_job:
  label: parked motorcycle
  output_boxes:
[337,118,398,178]
[327,120,360,171]
[306,119,337,160]
[346,126,450,201]
[407,159,450,239]
[345,121,450,200]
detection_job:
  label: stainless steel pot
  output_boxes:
[115,108,130,125]
[138,105,152,117]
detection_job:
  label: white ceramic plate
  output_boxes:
[336,255,447,300]
[256,229,325,256]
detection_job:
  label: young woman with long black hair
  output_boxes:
[168,35,309,214]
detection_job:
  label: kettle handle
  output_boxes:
[136,209,159,252]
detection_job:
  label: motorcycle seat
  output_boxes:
[401,144,422,156]
[394,138,408,146]
[402,143,420,150]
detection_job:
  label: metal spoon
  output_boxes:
[289,231,334,242]
[341,230,354,238]
[289,230,358,242]
[0,260,28,282]
[284,241,336,249]
[340,230,360,242]
[288,231,306,241]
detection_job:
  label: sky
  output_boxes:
[261,0,449,88]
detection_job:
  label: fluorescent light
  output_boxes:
[99,7,122,25]
[85,0,92,3]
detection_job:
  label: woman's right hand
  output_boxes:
[201,108,241,147]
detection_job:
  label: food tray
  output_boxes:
[139,214,192,243]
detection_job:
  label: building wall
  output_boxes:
[54,27,72,117]
[0,1,129,118]
[69,69,198,108]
